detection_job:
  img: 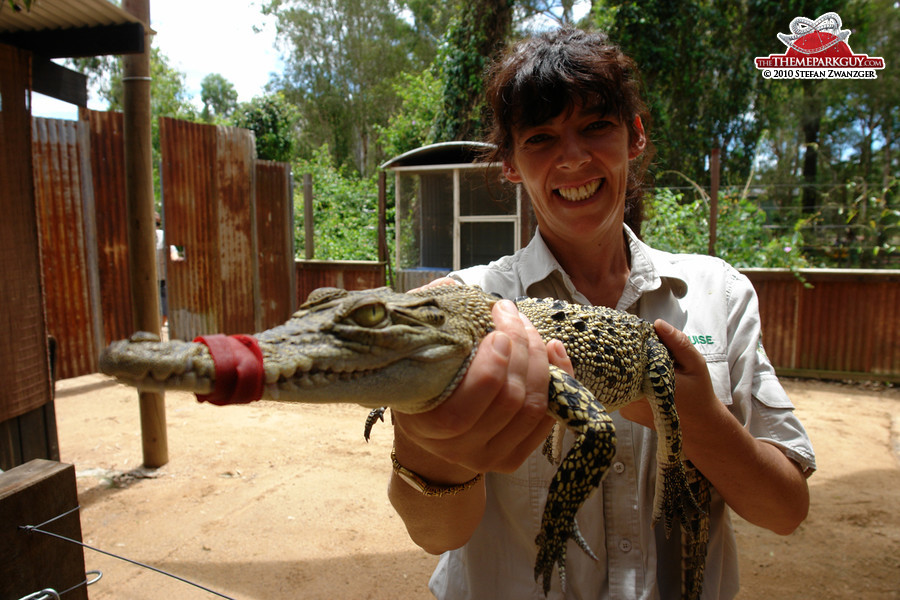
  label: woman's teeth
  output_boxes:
[557,179,601,201]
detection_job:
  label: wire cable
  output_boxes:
[20,508,236,600]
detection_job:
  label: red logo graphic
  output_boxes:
[755,12,885,79]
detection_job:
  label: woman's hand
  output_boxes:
[621,319,810,535]
[388,280,573,553]
[393,293,569,479]
[619,319,717,430]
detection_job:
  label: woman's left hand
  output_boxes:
[619,318,715,430]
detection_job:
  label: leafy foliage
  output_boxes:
[294,146,388,260]
[594,1,773,186]
[431,0,514,142]
[200,74,239,123]
[374,69,442,160]
[2,0,34,11]
[231,93,299,162]
[643,188,809,269]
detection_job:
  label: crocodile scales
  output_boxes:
[99,284,710,598]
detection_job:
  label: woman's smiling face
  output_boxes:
[503,103,645,248]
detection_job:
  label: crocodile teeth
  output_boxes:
[557,179,601,201]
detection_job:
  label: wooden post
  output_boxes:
[122,0,167,468]
[303,173,314,259]
[377,170,391,286]
[0,460,87,600]
[708,147,720,257]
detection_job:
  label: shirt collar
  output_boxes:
[518,226,688,308]
[622,224,688,303]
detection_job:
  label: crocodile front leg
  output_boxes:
[534,365,616,594]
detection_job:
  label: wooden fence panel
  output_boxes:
[0,44,55,469]
[0,44,52,425]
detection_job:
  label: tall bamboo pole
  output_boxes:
[122,0,168,468]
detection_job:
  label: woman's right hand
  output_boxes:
[392,290,569,482]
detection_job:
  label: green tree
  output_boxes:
[375,69,442,160]
[431,0,515,142]
[2,0,34,11]
[264,0,440,174]
[594,1,773,186]
[232,93,300,162]
[515,0,585,29]
[68,47,195,121]
[200,73,239,123]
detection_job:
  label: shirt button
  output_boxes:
[619,539,632,553]
[613,462,625,474]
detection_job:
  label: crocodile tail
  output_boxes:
[681,461,711,600]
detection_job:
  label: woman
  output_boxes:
[388,28,815,599]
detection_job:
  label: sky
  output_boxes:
[33,0,283,119]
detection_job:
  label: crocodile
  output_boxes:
[99,284,709,598]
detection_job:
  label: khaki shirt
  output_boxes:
[429,226,816,600]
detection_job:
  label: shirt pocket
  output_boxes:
[704,356,734,406]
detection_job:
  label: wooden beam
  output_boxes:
[31,56,87,106]
[0,22,145,57]
[0,460,87,600]
[708,147,720,257]
[303,173,314,260]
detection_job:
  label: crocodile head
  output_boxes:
[100,285,498,414]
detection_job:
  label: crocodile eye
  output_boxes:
[350,303,387,327]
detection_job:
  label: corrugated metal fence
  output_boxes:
[160,118,295,341]
[32,112,293,379]
[744,269,899,382]
[295,260,386,306]
[32,118,103,377]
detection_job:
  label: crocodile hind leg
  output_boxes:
[534,365,616,594]
[643,336,700,537]
[681,461,710,600]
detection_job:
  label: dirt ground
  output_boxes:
[49,374,899,599]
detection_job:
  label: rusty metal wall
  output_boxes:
[255,160,295,328]
[295,261,386,306]
[161,117,222,341]
[0,43,52,424]
[161,119,292,340]
[214,124,257,335]
[744,269,900,381]
[85,110,132,345]
[32,117,102,380]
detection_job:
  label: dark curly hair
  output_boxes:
[482,27,654,235]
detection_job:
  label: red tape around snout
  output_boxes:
[193,334,264,405]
